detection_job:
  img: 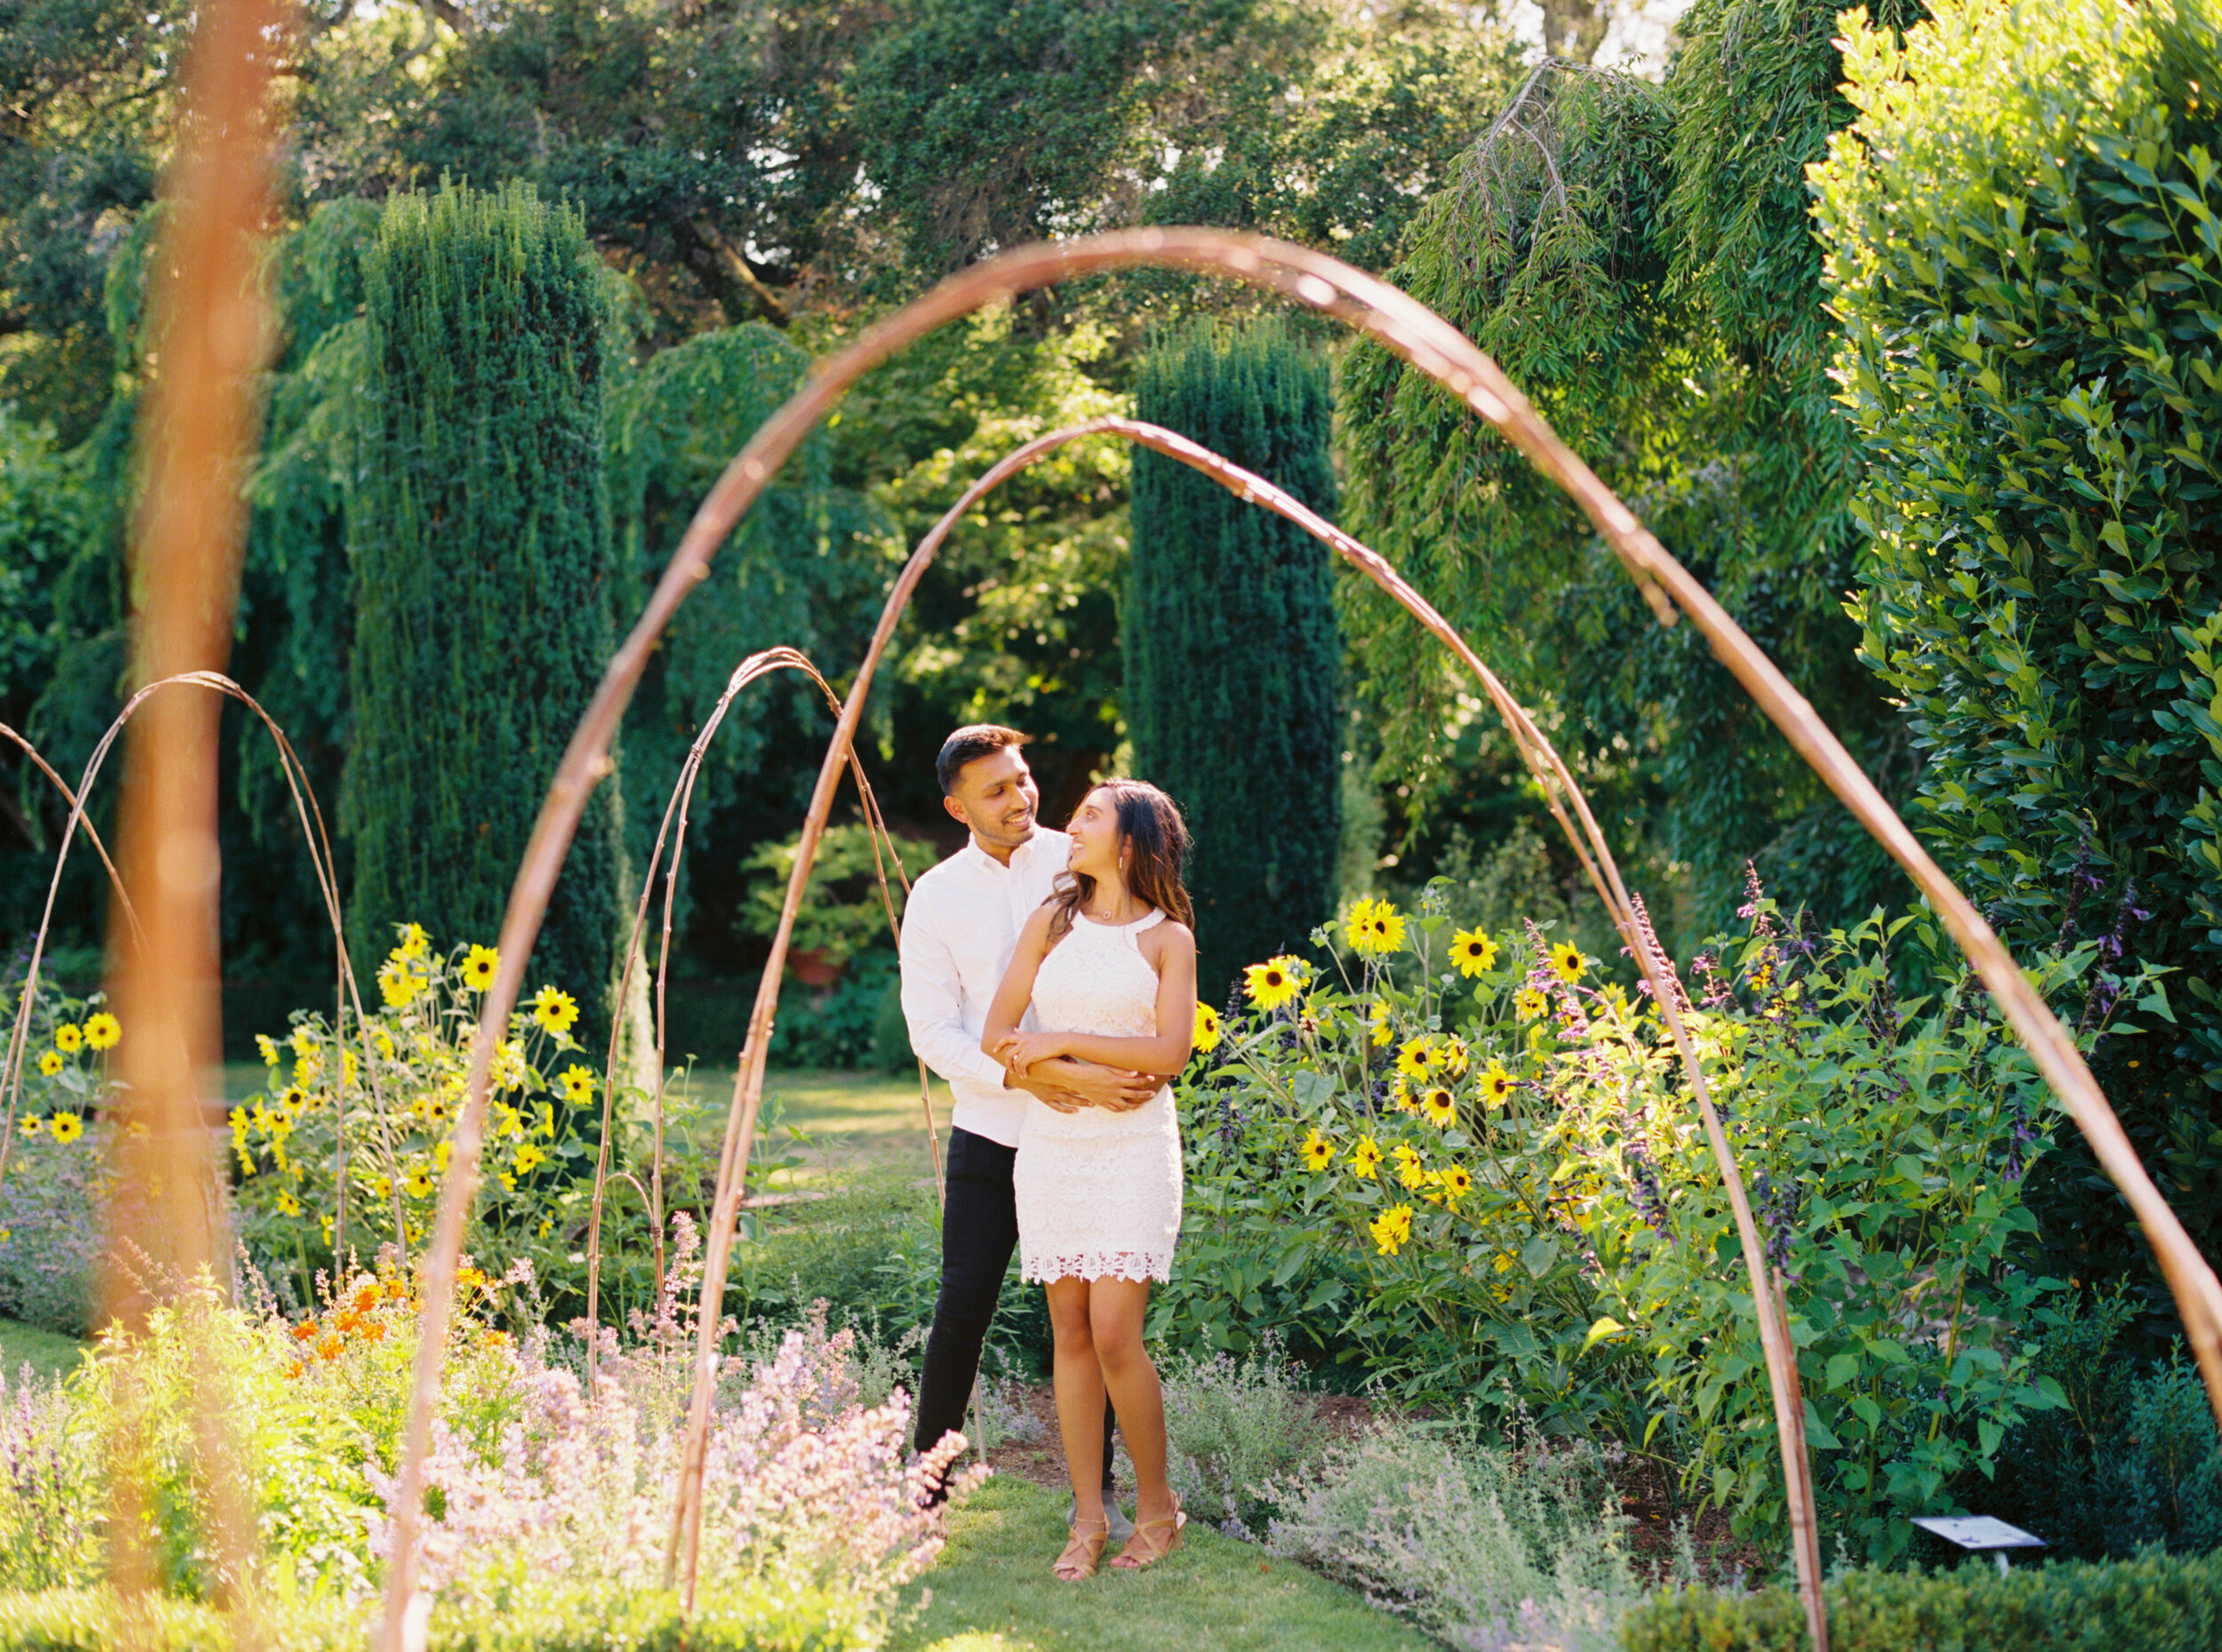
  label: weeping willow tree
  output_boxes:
[346,181,627,1026]
[1339,0,1928,932]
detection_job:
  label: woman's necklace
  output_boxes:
[1086,886,1145,925]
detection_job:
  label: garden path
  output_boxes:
[892,1474,1433,1651]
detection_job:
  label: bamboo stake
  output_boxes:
[388,227,2222,1650]
[100,0,281,1632]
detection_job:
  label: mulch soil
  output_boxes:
[978,1380,1763,1585]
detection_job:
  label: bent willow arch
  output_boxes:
[384,229,2222,1652]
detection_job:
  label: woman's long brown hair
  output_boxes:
[1045,778,1194,945]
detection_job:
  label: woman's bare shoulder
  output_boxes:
[1142,916,1195,959]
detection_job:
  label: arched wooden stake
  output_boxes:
[390,227,2222,1652]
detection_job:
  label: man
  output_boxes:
[902,724,1156,1523]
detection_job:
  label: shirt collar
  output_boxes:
[961,827,1063,876]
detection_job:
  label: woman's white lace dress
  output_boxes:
[1013,908,1184,1283]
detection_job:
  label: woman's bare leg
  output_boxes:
[1088,1276,1172,1522]
[1045,1276,1108,1522]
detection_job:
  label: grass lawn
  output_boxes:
[0,1316,84,1383]
[891,1475,1433,1652]
[671,1065,946,1187]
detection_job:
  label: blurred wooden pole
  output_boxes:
[103,0,280,1618]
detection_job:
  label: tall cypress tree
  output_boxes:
[345,180,625,1022]
[1128,322,1340,1002]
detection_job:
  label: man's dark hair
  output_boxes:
[936,724,1027,795]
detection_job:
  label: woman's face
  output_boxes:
[1066,787,1125,883]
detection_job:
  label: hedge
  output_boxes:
[1622,1547,2222,1650]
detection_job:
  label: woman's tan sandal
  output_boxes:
[1109,1496,1185,1570]
[1053,1516,1111,1581]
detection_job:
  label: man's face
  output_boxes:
[944,746,1040,850]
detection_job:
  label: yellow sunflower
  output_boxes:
[532,985,579,1036]
[1393,1143,1427,1189]
[1396,1036,1439,1081]
[1479,1064,1515,1108]
[1243,956,1302,1011]
[398,922,430,960]
[491,1039,529,1092]
[1441,1164,1474,1201]
[1550,941,1584,984]
[1193,1002,1222,1052]
[1369,1202,1413,1257]
[19,1115,44,1138]
[1449,928,1499,978]
[37,1050,62,1078]
[512,1142,548,1176]
[83,1012,120,1050]
[1369,1000,1393,1047]
[52,1024,81,1054]
[1350,1136,1383,1179]
[1300,1130,1333,1172]
[48,1112,83,1145]
[403,1163,436,1201]
[1515,986,1549,1022]
[377,954,426,1009]
[276,1190,302,1218]
[1419,1085,1457,1129]
[461,944,500,993]
[559,1065,595,1105]
[256,1033,280,1067]
[1345,897,1407,956]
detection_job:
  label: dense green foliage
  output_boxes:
[1813,0,2222,1283]
[1338,0,1924,936]
[1623,1547,2222,1651]
[346,181,625,1020]
[1129,323,1340,998]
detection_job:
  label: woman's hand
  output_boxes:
[992,1030,1067,1079]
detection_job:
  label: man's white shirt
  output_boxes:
[899,827,1072,1148]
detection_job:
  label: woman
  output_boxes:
[981,778,1196,1580]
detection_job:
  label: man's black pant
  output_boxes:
[914,1126,1114,1488]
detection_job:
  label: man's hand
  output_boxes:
[1040,1057,1159,1113]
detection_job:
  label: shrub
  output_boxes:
[1623,1547,2222,1651]
[1167,879,2153,1560]
[1264,1421,1643,1651]
[0,982,125,1335]
[1154,1340,1324,1536]
[1815,0,2222,1283]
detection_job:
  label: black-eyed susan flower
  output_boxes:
[1515,986,1549,1022]
[1479,1064,1515,1107]
[276,1189,302,1217]
[398,922,430,960]
[1369,1000,1393,1047]
[532,985,579,1036]
[512,1142,548,1176]
[1244,956,1301,1011]
[52,1024,81,1054]
[1450,928,1499,978]
[1369,1202,1412,1256]
[84,1011,120,1050]
[1435,1034,1469,1079]
[48,1111,83,1145]
[461,944,500,993]
[1419,1085,1457,1128]
[1441,1164,1473,1201]
[1393,1142,1427,1189]
[1550,940,1584,984]
[37,1050,63,1078]
[1345,897,1406,956]
[1301,1130,1333,1172]
[19,1115,44,1138]
[1350,1136,1382,1179]
[559,1065,595,1105]
[1193,1002,1222,1052]
[494,1102,524,1141]
[256,1033,280,1066]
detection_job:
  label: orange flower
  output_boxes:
[284,1358,305,1380]
[360,1320,387,1345]
[333,1310,360,1337]
[315,1333,342,1363]
[350,1281,381,1315]
[291,1321,317,1343]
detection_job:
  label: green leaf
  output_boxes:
[1581,1316,1627,1354]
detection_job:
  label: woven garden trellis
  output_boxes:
[34,6,2222,1648]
